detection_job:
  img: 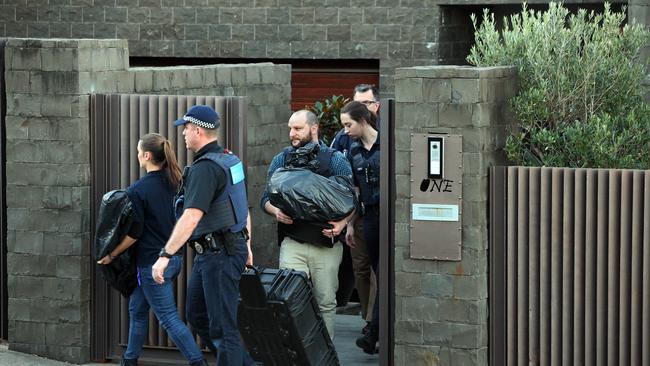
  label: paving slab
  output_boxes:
[333,314,379,366]
[0,313,379,365]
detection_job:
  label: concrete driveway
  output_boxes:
[0,313,379,365]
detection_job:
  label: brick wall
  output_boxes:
[2,37,290,363]
[393,65,517,365]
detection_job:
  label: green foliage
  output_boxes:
[505,106,650,169]
[467,2,650,168]
[306,95,350,145]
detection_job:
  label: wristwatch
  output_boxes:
[158,248,173,259]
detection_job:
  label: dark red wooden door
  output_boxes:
[291,72,379,111]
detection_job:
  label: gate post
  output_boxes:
[393,66,517,365]
[3,38,127,363]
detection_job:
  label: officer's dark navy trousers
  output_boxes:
[363,211,380,337]
[186,238,253,366]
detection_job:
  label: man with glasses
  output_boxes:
[331,84,380,338]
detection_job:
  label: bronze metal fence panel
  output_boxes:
[90,94,246,363]
[517,168,528,366]
[490,166,650,366]
[637,173,650,365]
[506,167,518,365]
[489,166,507,366]
[0,39,7,341]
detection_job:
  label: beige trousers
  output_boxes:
[279,237,343,338]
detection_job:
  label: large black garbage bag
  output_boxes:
[268,168,356,222]
[94,190,137,297]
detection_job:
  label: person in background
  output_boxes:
[331,84,380,335]
[331,84,380,155]
[97,133,208,366]
[340,101,381,354]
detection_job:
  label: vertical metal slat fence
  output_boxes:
[91,94,246,363]
[0,39,8,341]
[490,166,650,366]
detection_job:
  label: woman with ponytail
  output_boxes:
[98,133,208,366]
[339,101,382,355]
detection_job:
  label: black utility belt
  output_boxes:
[187,230,247,255]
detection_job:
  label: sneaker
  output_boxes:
[356,332,378,354]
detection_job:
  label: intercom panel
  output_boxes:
[409,133,463,261]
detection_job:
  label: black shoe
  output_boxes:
[356,332,378,354]
[189,360,209,366]
[361,321,371,335]
[119,359,137,366]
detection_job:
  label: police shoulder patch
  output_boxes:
[230,161,245,184]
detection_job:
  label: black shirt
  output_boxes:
[183,140,227,214]
[126,170,177,267]
[350,134,381,207]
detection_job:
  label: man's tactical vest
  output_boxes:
[278,144,340,247]
[349,141,380,209]
[177,152,248,239]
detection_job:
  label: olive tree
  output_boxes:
[468,2,650,168]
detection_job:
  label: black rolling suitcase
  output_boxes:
[238,267,340,366]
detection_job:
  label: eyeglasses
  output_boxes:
[360,100,378,106]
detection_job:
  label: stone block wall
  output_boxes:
[2,37,290,363]
[0,1,636,99]
[393,65,517,365]
[4,38,97,362]
[0,0,446,98]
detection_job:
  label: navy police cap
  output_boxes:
[173,105,220,129]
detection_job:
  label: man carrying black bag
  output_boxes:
[261,110,354,339]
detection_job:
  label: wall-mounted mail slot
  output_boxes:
[412,203,459,222]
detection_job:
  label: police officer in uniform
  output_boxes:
[331,84,380,155]
[260,110,354,339]
[152,105,253,366]
[339,101,381,354]
[331,84,380,335]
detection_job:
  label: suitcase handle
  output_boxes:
[240,265,268,307]
[245,264,263,274]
